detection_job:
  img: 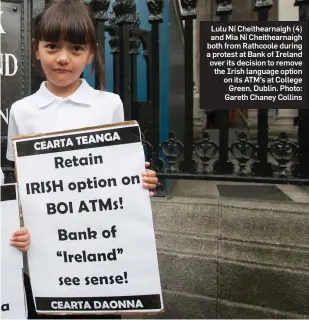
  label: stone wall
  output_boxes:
[136,196,309,319]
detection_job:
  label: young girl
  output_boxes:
[6,0,158,318]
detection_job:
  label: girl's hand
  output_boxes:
[142,162,158,197]
[10,227,30,252]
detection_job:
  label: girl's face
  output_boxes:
[36,40,94,88]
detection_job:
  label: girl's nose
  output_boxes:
[56,49,70,64]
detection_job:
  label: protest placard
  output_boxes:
[1,184,27,319]
[12,121,163,315]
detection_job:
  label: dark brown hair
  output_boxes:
[33,0,105,89]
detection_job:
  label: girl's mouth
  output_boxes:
[53,69,71,73]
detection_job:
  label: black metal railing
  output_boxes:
[2,0,309,189]
[137,0,308,190]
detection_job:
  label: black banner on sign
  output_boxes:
[35,294,162,312]
[15,126,141,157]
[1,184,17,202]
[199,21,309,110]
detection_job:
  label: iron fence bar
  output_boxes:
[150,23,160,154]
[252,0,273,177]
[182,18,195,172]
[118,24,131,119]
[145,42,151,102]
[295,0,309,179]
[129,21,141,120]
[178,0,198,173]
[113,55,120,94]
[107,22,120,94]
[89,0,110,89]
[112,0,139,120]
[214,0,234,175]
[147,0,164,164]
[130,55,138,119]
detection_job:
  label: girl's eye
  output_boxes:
[46,44,57,50]
[72,46,83,52]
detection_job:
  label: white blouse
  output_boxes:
[6,79,124,161]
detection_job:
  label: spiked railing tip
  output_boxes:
[254,0,273,9]
[112,0,138,24]
[88,0,110,21]
[147,0,164,23]
[216,0,233,15]
[180,0,198,19]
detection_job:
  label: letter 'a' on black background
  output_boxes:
[199,21,309,110]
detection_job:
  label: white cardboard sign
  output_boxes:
[1,184,27,319]
[13,121,163,315]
